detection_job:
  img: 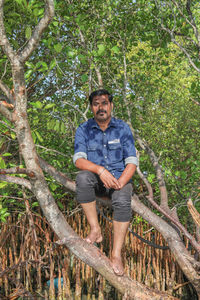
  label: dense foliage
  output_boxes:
[0,0,199,227]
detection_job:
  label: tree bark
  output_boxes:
[38,157,200,296]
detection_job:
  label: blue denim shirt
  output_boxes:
[73,117,138,179]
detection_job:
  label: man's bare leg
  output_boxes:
[81,201,102,244]
[111,220,129,276]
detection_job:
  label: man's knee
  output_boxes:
[113,206,132,222]
[76,171,97,203]
[76,170,96,187]
[112,183,132,222]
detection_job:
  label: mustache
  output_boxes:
[97,110,106,114]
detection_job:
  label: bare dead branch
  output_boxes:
[187,199,200,227]
[0,174,32,190]
[186,0,200,46]
[153,1,200,73]
[36,144,69,157]
[63,101,88,121]
[0,167,36,178]
[128,122,170,209]
[136,154,154,200]
[191,98,200,106]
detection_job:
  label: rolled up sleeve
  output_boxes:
[123,124,138,166]
[73,125,87,165]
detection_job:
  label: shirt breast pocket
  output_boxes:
[87,142,99,163]
[108,143,122,163]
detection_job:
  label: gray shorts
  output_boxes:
[75,171,133,222]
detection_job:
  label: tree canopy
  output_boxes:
[0,0,200,298]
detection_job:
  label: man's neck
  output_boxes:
[95,117,111,131]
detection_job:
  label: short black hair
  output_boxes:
[89,89,113,105]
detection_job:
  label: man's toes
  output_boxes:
[112,265,124,276]
[111,258,124,276]
[84,237,93,244]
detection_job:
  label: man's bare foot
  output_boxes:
[84,227,102,244]
[111,255,124,276]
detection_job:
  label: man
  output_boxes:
[73,89,138,276]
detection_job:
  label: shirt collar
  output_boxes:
[91,117,117,129]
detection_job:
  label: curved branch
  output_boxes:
[0,167,35,178]
[0,174,32,190]
[38,156,76,192]
[0,102,14,122]
[0,0,16,61]
[128,122,170,211]
[131,194,200,294]
[19,0,55,63]
[0,80,14,102]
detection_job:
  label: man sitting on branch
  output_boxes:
[73,89,138,276]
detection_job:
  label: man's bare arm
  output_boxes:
[118,164,137,189]
[75,158,120,189]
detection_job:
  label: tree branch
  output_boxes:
[128,122,170,210]
[38,157,76,192]
[0,0,16,61]
[0,120,15,132]
[0,174,32,190]
[19,0,55,63]
[0,167,36,178]
[0,79,14,102]
[153,2,200,73]
[0,102,14,122]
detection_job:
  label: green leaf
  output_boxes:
[81,74,88,83]
[0,182,8,189]
[25,61,34,69]
[54,43,62,53]
[97,44,105,55]
[67,51,75,58]
[30,101,43,109]
[2,153,12,157]
[44,103,55,110]
[25,69,33,79]
[49,59,56,70]
[60,122,65,133]
[54,120,60,132]
[58,201,64,210]
[0,157,6,168]
[50,182,58,191]
[35,131,44,143]
[11,132,16,139]
[111,46,120,54]
[25,26,32,39]
[32,202,39,208]
[0,208,8,215]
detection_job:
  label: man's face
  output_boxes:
[90,94,113,123]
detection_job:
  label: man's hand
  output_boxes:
[99,168,121,189]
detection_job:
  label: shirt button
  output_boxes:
[103,133,106,135]
[104,144,106,147]
[105,156,107,158]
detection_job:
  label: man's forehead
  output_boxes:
[92,94,109,102]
